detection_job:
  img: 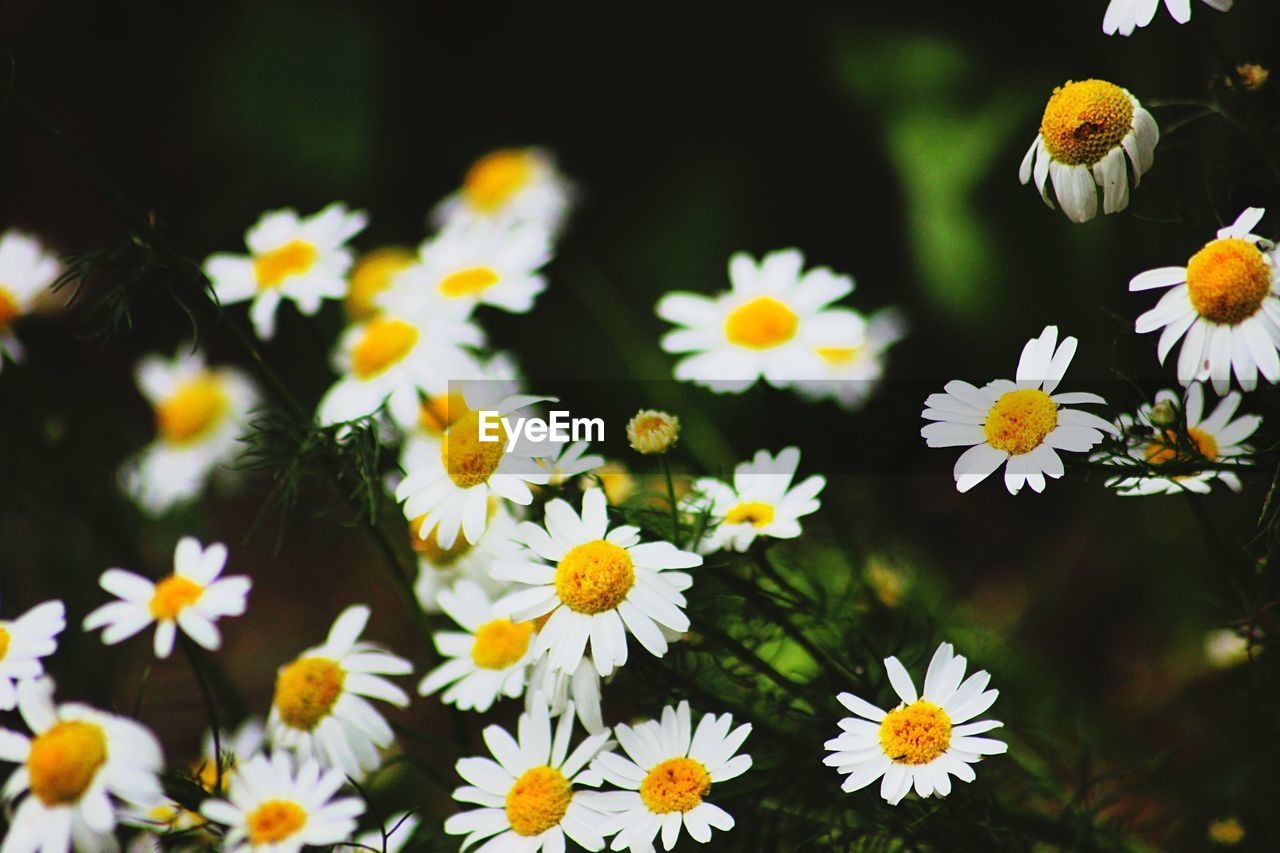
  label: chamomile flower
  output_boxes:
[194,718,267,796]
[268,605,412,778]
[0,231,61,371]
[419,581,539,713]
[538,439,606,486]
[1019,79,1158,223]
[684,447,825,554]
[432,147,573,236]
[354,811,419,853]
[1104,0,1232,36]
[82,537,250,659]
[200,751,365,852]
[657,249,864,394]
[345,247,416,320]
[0,599,65,712]
[119,348,259,514]
[529,654,607,735]
[492,487,702,676]
[921,325,1118,495]
[203,203,367,340]
[590,701,751,851]
[793,307,907,410]
[824,642,1006,805]
[0,677,164,853]
[443,696,611,852]
[1131,208,1280,393]
[411,501,523,613]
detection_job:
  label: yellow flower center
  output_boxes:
[0,287,19,329]
[464,150,534,212]
[723,501,775,528]
[984,389,1058,455]
[439,266,501,298]
[273,657,345,731]
[148,575,204,621]
[420,391,469,435]
[350,317,419,380]
[1208,817,1246,846]
[1038,79,1135,167]
[410,514,476,565]
[0,626,10,662]
[639,757,711,814]
[254,240,318,290]
[555,540,635,614]
[815,345,865,366]
[193,755,235,795]
[156,376,229,445]
[27,721,109,806]
[879,700,952,765]
[441,410,506,489]
[246,799,307,845]
[347,247,415,320]
[505,765,571,837]
[1146,426,1219,465]
[470,619,535,670]
[723,296,799,350]
[1186,238,1272,325]
[626,411,679,455]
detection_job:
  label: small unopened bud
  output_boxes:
[1208,816,1246,846]
[1233,64,1269,92]
[1147,400,1178,428]
[626,409,679,455]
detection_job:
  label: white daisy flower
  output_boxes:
[1131,208,1280,393]
[267,605,412,778]
[0,599,65,712]
[656,249,864,394]
[1104,0,1232,36]
[432,147,573,236]
[0,677,164,853]
[589,700,751,852]
[0,231,61,370]
[353,811,419,853]
[824,642,1006,805]
[443,696,611,852]
[537,439,606,487]
[921,325,1118,495]
[200,751,365,852]
[82,537,250,659]
[792,307,907,410]
[492,487,702,676]
[529,654,607,735]
[119,348,259,514]
[345,247,417,320]
[1019,79,1158,223]
[683,447,825,554]
[411,500,523,613]
[203,203,367,340]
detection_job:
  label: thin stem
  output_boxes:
[696,622,811,703]
[659,455,682,547]
[131,663,152,718]
[180,638,224,796]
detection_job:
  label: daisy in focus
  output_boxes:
[411,501,523,613]
[590,700,751,851]
[432,147,573,236]
[921,325,1118,494]
[1104,0,1232,36]
[1131,208,1280,393]
[656,249,864,394]
[0,599,65,712]
[793,307,907,410]
[268,605,412,778]
[203,203,367,340]
[0,230,61,371]
[1019,79,1158,223]
[824,642,1006,805]
[83,537,250,659]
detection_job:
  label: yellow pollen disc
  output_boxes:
[555,540,636,614]
[193,755,235,795]
[724,501,776,528]
[420,390,469,435]
[1039,79,1135,167]
[815,345,864,366]
[1186,238,1272,325]
[0,626,10,662]
[246,799,307,845]
[724,296,799,350]
[441,410,506,489]
[273,657,345,731]
[879,700,952,765]
[1146,426,1219,465]
[464,150,534,212]
[27,720,109,806]
[505,765,571,837]
[149,575,204,621]
[639,757,711,814]
[470,618,535,670]
[984,389,1058,455]
[0,287,19,329]
[351,317,419,379]
[410,514,475,565]
[439,266,501,298]
[156,376,229,445]
[254,240,318,290]
[346,248,415,320]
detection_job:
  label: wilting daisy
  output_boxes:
[657,249,864,394]
[0,599,65,712]
[824,642,1006,805]
[684,447,825,554]
[0,677,164,852]
[1104,0,1232,36]
[200,751,365,852]
[921,325,1118,494]
[203,203,367,339]
[443,696,611,852]
[411,500,523,613]
[1019,79,1158,223]
[268,605,412,778]
[1131,208,1280,393]
[590,701,751,851]
[529,654,606,735]
[538,440,606,486]
[793,307,907,410]
[432,147,573,236]
[119,348,259,514]
[0,231,61,371]
[493,487,702,676]
[354,811,419,853]
[83,537,250,659]
[345,246,416,320]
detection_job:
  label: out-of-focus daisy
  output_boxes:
[1019,79,1157,223]
[1131,208,1280,393]
[657,249,864,394]
[921,325,1118,494]
[590,700,751,851]
[83,537,250,659]
[0,231,61,371]
[354,811,420,853]
[538,439,606,486]
[443,696,611,852]
[411,500,522,613]
[530,654,606,735]
[825,642,1006,805]
[1208,816,1246,847]
[345,247,416,320]
[432,147,573,236]
[119,348,259,514]
[1204,628,1253,668]
[268,605,412,778]
[585,463,638,506]
[493,488,702,676]
[793,307,907,410]
[193,718,267,796]
[1104,0,1232,36]
[0,599,65,711]
[203,204,367,340]
[200,751,364,852]
[684,447,825,554]
[0,677,164,852]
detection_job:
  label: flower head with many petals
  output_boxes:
[0,599,64,712]
[1103,0,1232,37]
[432,148,573,237]
[0,231,61,371]
[684,447,825,554]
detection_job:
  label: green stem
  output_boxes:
[659,455,682,547]
[180,638,224,796]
